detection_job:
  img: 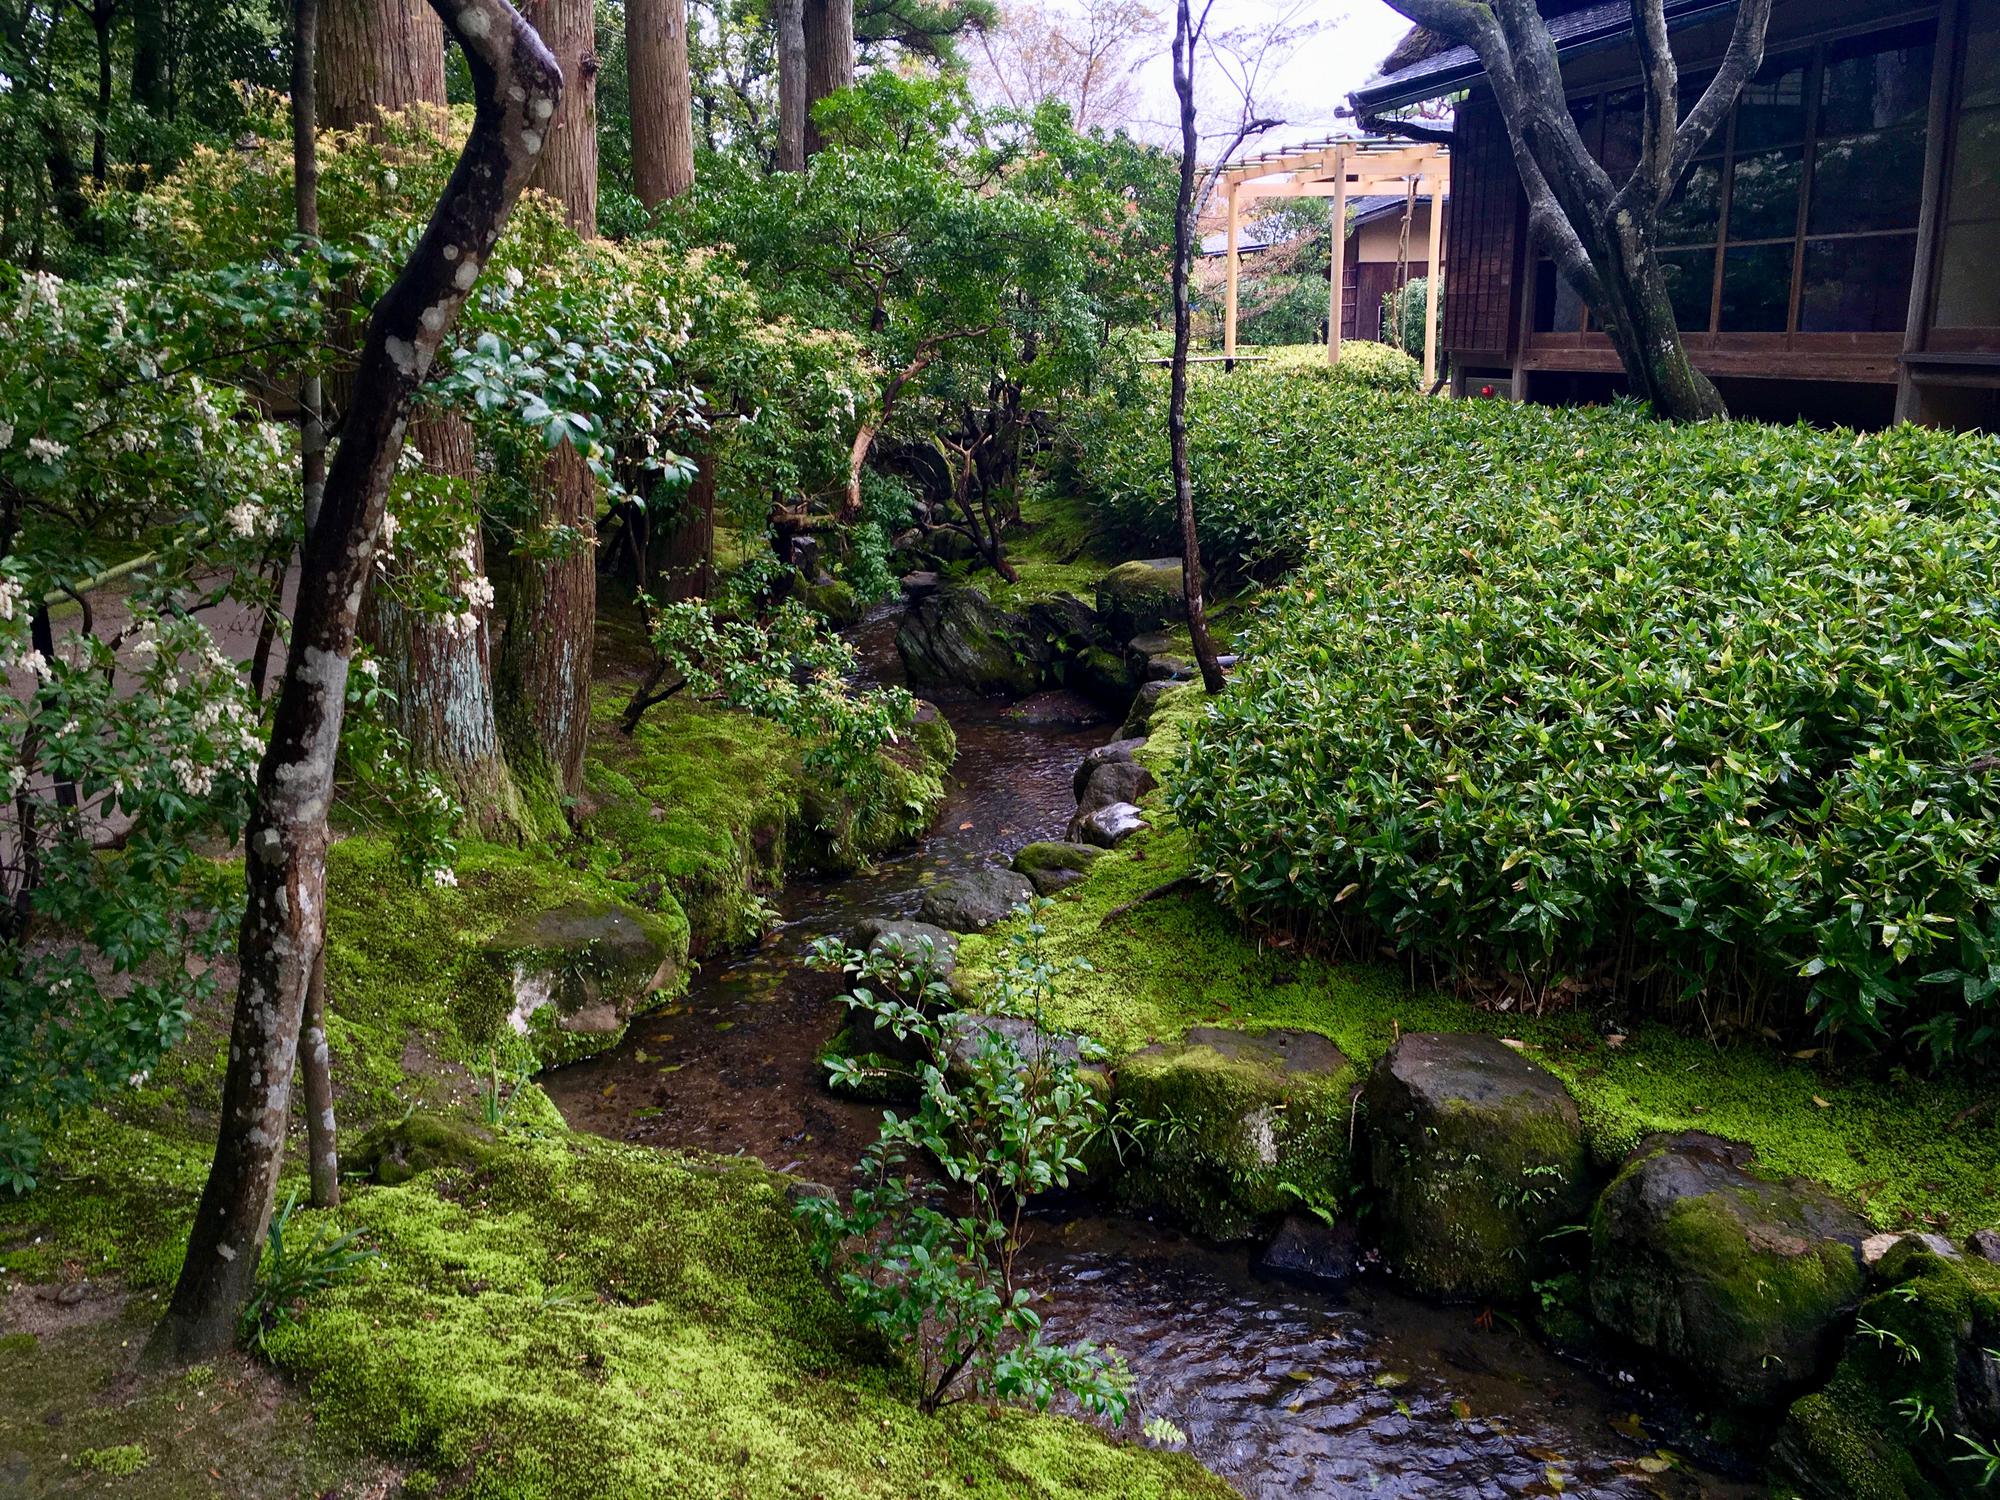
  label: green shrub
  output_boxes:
[1160,385,2000,1063]
[1259,340,1421,392]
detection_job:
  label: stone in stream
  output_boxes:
[895,585,1045,695]
[1589,1130,1870,1407]
[1072,757,1155,829]
[1077,801,1147,847]
[1095,558,1186,639]
[1362,1032,1592,1302]
[1115,1027,1357,1241]
[1005,689,1110,728]
[1071,738,1149,799]
[900,570,940,598]
[1118,679,1175,740]
[482,899,684,1062]
[1862,1230,1960,1270]
[917,866,1036,932]
[1259,1214,1364,1289]
[848,917,959,978]
[1070,645,1139,704]
[1011,840,1105,896]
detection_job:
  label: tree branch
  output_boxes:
[1668,0,1771,189]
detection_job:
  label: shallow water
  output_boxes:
[546,604,1758,1498]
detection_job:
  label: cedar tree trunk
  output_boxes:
[774,0,806,171]
[802,0,852,158]
[628,0,693,206]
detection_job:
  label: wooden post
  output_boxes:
[1422,168,1444,391]
[1326,148,1347,366]
[1224,181,1240,360]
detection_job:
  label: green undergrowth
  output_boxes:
[957,691,2000,1234]
[263,1130,1225,1500]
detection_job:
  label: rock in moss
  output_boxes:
[1077,801,1147,847]
[1071,738,1149,799]
[851,917,960,977]
[1012,841,1105,896]
[1774,1241,2000,1498]
[1118,680,1174,740]
[1095,559,1186,640]
[351,1113,498,1187]
[896,585,1045,695]
[483,900,683,1063]
[943,1012,1085,1076]
[795,570,862,625]
[1115,1027,1356,1241]
[1590,1130,1870,1407]
[1072,758,1155,830]
[1071,645,1138,703]
[918,866,1035,932]
[1362,1032,1592,1302]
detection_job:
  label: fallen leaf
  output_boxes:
[1812,1094,1832,1108]
[1500,1037,1526,1050]
[1604,1034,1627,1048]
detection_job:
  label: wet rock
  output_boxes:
[1077,801,1147,847]
[917,866,1035,932]
[484,899,682,1059]
[1011,840,1105,896]
[896,585,1045,696]
[1025,592,1111,651]
[849,917,959,978]
[795,570,862,625]
[1070,645,1138,703]
[1118,679,1174,739]
[1362,1032,1591,1301]
[900,569,940,598]
[942,1012,1083,1075]
[1072,758,1155,828]
[1125,631,1176,660]
[1971,1228,2000,1264]
[1863,1230,1960,1270]
[1259,1214,1363,1288]
[1145,655,1194,682]
[1071,738,1149,799]
[1005,689,1110,727]
[1116,1027,1357,1241]
[1095,558,1186,639]
[353,1113,498,1187]
[1590,1131,1870,1406]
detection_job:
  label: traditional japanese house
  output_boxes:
[1351,0,2000,427]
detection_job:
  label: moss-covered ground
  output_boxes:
[959,686,2000,1235]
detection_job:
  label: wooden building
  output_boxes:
[1351,0,1999,427]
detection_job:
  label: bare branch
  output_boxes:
[1669,0,1771,188]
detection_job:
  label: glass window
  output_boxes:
[1819,25,1933,134]
[1933,4,2000,334]
[1662,247,1717,331]
[1721,242,1793,331]
[1808,129,1926,233]
[1936,230,2000,328]
[1800,235,1917,330]
[1728,147,1803,240]
[1947,106,2000,224]
[1734,54,1809,149]
[1659,159,1723,245]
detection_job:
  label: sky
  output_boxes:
[1119,1,1416,152]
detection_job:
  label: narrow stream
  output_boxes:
[545,604,1758,1499]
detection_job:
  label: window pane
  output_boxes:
[1728,147,1803,240]
[1659,159,1722,245]
[1962,4,2000,110]
[1936,222,2000,327]
[1721,242,1793,330]
[1948,105,2000,224]
[1734,54,1809,149]
[1809,128,1926,233]
[1819,24,1934,135]
[1799,234,1916,330]
[1533,257,1587,334]
[1661,247,1717,331]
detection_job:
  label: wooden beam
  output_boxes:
[1327,161,1347,367]
[1224,180,1240,360]
[1423,169,1444,390]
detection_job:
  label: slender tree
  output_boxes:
[774,0,807,171]
[1378,0,1773,420]
[151,0,560,1361]
[802,0,854,157]
[497,0,600,811]
[628,0,694,205]
[1169,0,1223,695]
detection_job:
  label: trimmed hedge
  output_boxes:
[1125,374,2000,1061]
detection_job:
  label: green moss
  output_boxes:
[75,1443,151,1476]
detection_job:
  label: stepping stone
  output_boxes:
[917,866,1035,932]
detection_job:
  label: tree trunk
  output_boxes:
[130,0,168,114]
[1583,212,1726,420]
[1168,0,1225,696]
[499,0,599,814]
[150,0,559,1362]
[316,0,445,126]
[774,0,805,171]
[647,456,714,601]
[300,944,340,1209]
[627,0,693,207]
[90,0,115,185]
[802,0,852,158]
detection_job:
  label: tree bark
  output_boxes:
[300,944,340,1208]
[90,0,116,185]
[522,0,598,233]
[628,0,693,207]
[1169,0,1225,696]
[774,0,806,171]
[150,0,559,1363]
[130,0,168,114]
[316,0,446,126]
[802,0,853,158]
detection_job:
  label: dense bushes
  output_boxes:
[1149,380,2000,1062]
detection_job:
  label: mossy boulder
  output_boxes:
[1072,758,1155,831]
[1362,1032,1592,1301]
[918,866,1036,932]
[795,570,863,626]
[1115,1026,1356,1241]
[1118,679,1174,740]
[896,585,1045,695]
[1589,1130,1870,1407]
[351,1113,499,1187]
[1070,738,1149,799]
[1774,1242,2000,1498]
[1012,840,1105,896]
[481,899,683,1064]
[1095,559,1186,640]
[851,917,960,978]
[1071,645,1139,703]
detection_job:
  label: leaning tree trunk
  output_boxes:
[1584,210,1726,420]
[1169,0,1225,696]
[322,0,532,839]
[497,0,599,815]
[628,0,693,206]
[801,0,852,158]
[773,0,806,171]
[150,0,559,1362]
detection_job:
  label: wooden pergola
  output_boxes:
[1219,136,1450,388]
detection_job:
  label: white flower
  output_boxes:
[170,756,214,798]
[504,266,524,291]
[357,657,381,681]
[462,575,496,611]
[6,764,26,797]
[396,445,426,474]
[0,577,20,621]
[12,647,51,681]
[0,421,13,448]
[27,437,67,464]
[223,501,263,537]
[127,1070,150,1089]
[429,865,458,888]
[378,512,401,547]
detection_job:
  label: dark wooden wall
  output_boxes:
[1345,261,1429,342]
[1443,97,1523,361]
